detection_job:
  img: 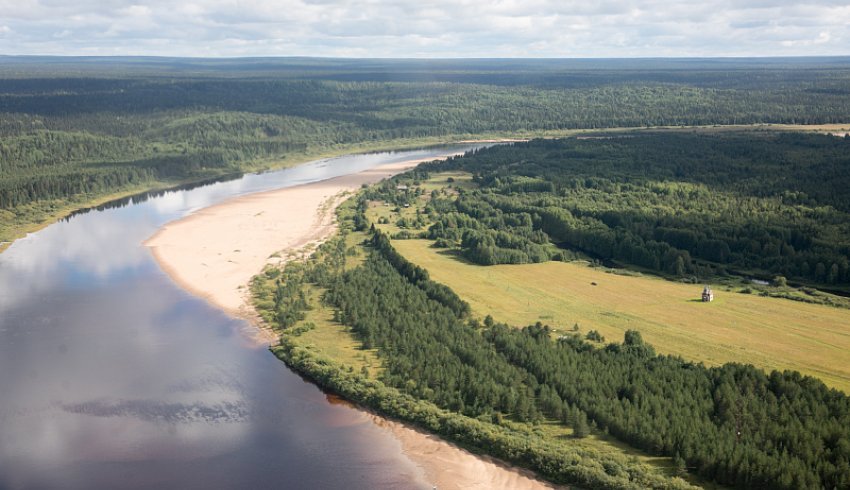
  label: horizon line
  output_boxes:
[2,54,850,61]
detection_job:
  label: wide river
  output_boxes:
[0,146,480,489]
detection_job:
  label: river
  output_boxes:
[0,146,479,489]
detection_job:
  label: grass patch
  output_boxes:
[292,286,383,378]
[391,238,850,393]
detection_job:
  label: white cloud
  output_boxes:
[0,0,848,56]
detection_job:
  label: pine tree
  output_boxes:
[573,411,590,438]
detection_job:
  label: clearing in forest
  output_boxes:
[391,238,850,393]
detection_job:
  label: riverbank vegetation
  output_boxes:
[3,57,850,246]
[253,143,850,488]
[253,217,701,489]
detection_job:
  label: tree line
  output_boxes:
[4,60,850,223]
[254,196,850,489]
[420,132,850,288]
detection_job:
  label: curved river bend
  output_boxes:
[0,146,479,489]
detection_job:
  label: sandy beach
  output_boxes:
[377,416,558,490]
[144,152,557,489]
[145,157,436,317]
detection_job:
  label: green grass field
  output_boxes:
[390,238,850,393]
[294,286,384,378]
[365,168,850,393]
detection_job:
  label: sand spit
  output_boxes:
[145,157,438,318]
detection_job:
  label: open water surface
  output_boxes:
[0,146,479,489]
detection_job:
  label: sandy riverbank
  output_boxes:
[145,157,434,315]
[144,152,558,489]
[377,416,558,490]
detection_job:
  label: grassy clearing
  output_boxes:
[258,188,729,488]
[293,286,384,378]
[391,239,850,393]
[525,420,724,489]
[365,168,850,393]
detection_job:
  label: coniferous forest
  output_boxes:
[3,57,850,243]
[417,132,850,289]
[258,200,850,489]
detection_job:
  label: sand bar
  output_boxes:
[144,152,558,489]
[145,157,440,318]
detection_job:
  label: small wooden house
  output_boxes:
[702,285,714,302]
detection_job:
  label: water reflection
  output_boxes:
[0,146,481,489]
[0,146,476,309]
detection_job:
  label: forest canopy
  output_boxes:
[256,199,850,490]
[416,132,850,288]
[3,57,850,244]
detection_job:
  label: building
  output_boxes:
[702,285,714,302]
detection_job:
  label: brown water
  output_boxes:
[0,147,479,489]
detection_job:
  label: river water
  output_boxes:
[0,146,478,489]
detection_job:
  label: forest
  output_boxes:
[412,132,850,289]
[254,194,850,489]
[3,57,850,244]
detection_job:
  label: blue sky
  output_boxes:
[0,0,848,57]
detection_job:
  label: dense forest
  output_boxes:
[257,230,697,489]
[413,132,850,289]
[255,198,850,489]
[3,57,850,243]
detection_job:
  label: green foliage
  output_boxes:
[327,250,536,418]
[273,338,696,490]
[370,230,471,318]
[422,132,850,288]
[251,262,311,329]
[259,204,695,488]
[487,325,850,489]
[573,411,591,439]
[260,200,850,489]
[5,58,850,243]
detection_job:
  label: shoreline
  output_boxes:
[4,123,848,256]
[144,155,450,320]
[0,135,480,255]
[376,415,558,489]
[144,150,557,489]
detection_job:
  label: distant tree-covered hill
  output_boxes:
[2,57,850,244]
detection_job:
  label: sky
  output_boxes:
[0,0,848,58]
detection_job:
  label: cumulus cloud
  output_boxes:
[0,0,847,56]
